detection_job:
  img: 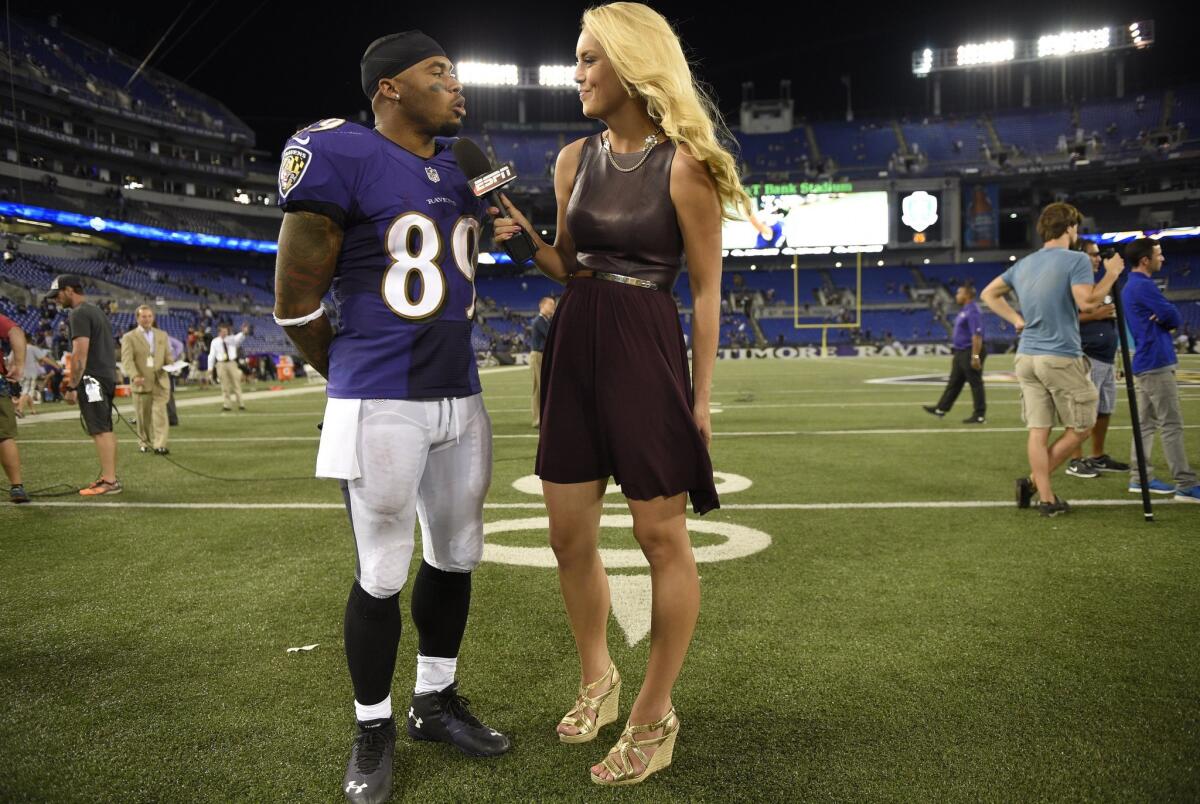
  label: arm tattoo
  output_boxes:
[274,211,343,379]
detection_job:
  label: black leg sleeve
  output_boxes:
[344,581,401,707]
[410,561,472,658]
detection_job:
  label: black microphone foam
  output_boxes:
[451,138,493,180]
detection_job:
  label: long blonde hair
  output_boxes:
[583,2,751,220]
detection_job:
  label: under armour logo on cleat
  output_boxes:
[346,781,367,793]
[408,706,422,729]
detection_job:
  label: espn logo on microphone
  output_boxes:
[470,165,518,197]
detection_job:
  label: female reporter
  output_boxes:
[492,1,749,786]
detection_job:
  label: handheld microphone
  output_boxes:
[451,138,538,264]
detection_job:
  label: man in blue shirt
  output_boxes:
[1120,238,1198,501]
[981,202,1124,516]
[528,296,555,427]
[924,284,986,423]
[1065,239,1129,479]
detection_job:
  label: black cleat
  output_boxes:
[10,485,30,504]
[962,414,986,424]
[154,447,170,455]
[343,718,395,804]
[407,682,511,757]
[922,405,946,418]
[1015,477,1033,509]
[1038,496,1071,517]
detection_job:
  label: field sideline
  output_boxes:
[2,355,1198,802]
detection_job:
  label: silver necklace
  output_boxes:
[601,129,664,173]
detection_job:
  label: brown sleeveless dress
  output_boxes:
[534,133,719,514]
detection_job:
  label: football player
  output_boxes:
[273,31,509,804]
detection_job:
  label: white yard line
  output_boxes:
[21,423,1200,445]
[24,499,1191,511]
[18,366,528,425]
[23,396,1197,425]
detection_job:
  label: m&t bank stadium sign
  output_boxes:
[743,181,854,197]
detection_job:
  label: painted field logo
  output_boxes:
[487,471,766,645]
[901,191,938,233]
[867,371,1018,387]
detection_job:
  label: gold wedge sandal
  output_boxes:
[590,707,679,786]
[558,663,621,744]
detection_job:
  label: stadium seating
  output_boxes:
[900,118,988,166]
[738,130,811,175]
[0,16,252,138]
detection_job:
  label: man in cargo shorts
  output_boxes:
[980,202,1125,516]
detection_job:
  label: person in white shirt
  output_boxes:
[209,322,250,411]
[18,342,59,416]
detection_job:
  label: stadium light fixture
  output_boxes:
[457,62,519,86]
[1009,255,1017,261]
[876,260,885,266]
[967,257,975,263]
[538,65,576,87]
[834,261,843,268]
[957,39,1015,67]
[915,21,1153,76]
[923,258,931,264]
[914,48,932,76]
[1037,27,1110,58]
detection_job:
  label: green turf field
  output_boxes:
[3,355,1199,802]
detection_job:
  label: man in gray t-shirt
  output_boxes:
[46,274,122,496]
[68,302,117,384]
[981,202,1124,516]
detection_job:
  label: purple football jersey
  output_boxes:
[277,119,485,399]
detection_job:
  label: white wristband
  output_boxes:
[273,306,326,327]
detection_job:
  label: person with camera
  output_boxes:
[1064,238,1130,479]
[1121,238,1199,502]
[980,202,1124,516]
[47,274,122,496]
[0,311,30,502]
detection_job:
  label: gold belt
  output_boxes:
[570,269,666,292]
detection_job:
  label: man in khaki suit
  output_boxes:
[121,305,171,455]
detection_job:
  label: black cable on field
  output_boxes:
[29,399,533,499]
[110,404,316,483]
[27,400,318,498]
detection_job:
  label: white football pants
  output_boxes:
[335,394,492,598]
